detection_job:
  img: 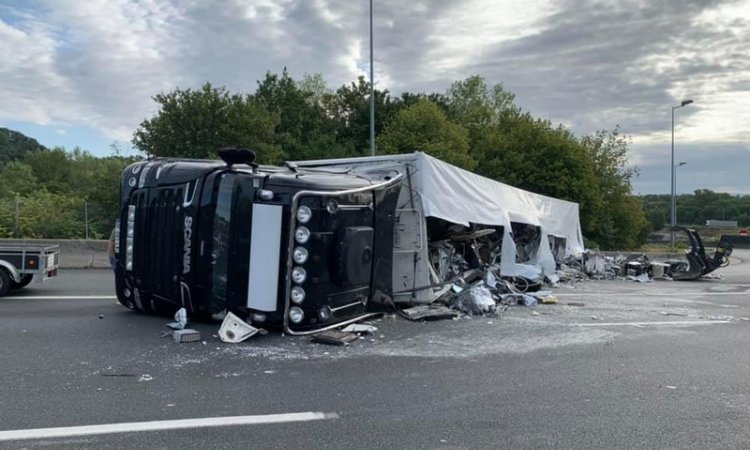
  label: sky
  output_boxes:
[0,0,749,195]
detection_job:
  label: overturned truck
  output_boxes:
[114,151,584,333]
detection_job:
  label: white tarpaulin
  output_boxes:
[414,153,584,276]
[294,152,584,303]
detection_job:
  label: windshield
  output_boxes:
[208,172,256,314]
[210,173,234,312]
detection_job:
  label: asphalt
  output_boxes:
[1,253,750,449]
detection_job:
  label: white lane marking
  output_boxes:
[574,320,732,327]
[556,292,749,297]
[0,412,338,442]
[1,295,117,300]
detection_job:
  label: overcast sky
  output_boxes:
[1,0,749,194]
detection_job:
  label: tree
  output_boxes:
[0,127,46,165]
[255,70,345,161]
[378,100,476,170]
[327,76,403,155]
[132,83,282,164]
[580,127,649,249]
[0,161,38,198]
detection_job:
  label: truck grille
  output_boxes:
[130,185,186,303]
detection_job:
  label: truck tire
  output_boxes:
[0,269,10,297]
[10,274,33,290]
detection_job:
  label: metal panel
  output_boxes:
[247,204,282,311]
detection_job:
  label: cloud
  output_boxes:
[630,140,750,194]
[0,0,748,194]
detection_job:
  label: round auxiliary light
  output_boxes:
[293,247,308,264]
[258,189,274,201]
[326,199,339,214]
[294,226,311,244]
[291,266,307,284]
[251,312,267,323]
[123,287,132,298]
[128,177,137,187]
[296,206,312,224]
[289,306,304,324]
[318,306,332,321]
[290,286,306,304]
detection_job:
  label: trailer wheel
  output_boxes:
[0,269,11,297]
[10,274,33,290]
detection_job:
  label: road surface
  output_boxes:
[0,252,749,449]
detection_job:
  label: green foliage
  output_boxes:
[0,161,38,197]
[579,127,649,249]
[0,143,137,239]
[132,83,282,164]
[378,100,476,170]
[0,127,46,165]
[641,189,750,228]
[326,76,403,155]
[255,69,345,161]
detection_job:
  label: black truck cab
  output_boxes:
[114,151,401,334]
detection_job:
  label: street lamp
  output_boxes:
[670,99,693,248]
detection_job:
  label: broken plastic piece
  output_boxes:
[402,305,459,321]
[341,324,378,334]
[218,312,262,343]
[166,307,187,330]
[312,330,358,345]
[627,273,651,283]
[173,329,201,343]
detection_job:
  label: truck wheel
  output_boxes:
[11,274,33,290]
[0,270,10,297]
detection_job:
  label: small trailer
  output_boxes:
[0,244,60,296]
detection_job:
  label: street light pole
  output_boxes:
[369,0,375,157]
[674,161,686,228]
[670,99,693,248]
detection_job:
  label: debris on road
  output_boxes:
[166,307,188,330]
[627,273,652,283]
[341,324,378,334]
[402,305,459,321]
[451,284,496,315]
[312,330,359,346]
[173,329,201,343]
[218,312,264,343]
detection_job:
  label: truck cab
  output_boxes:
[114,149,401,334]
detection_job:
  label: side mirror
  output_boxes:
[217,147,257,168]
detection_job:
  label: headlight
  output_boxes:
[128,177,136,187]
[289,306,304,324]
[326,199,339,214]
[296,206,312,224]
[291,286,305,304]
[295,226,310,244]
[293,247,308,264]
[318,306,332,321]
[291,266,307,284]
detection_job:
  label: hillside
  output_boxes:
[0,127,47,164]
